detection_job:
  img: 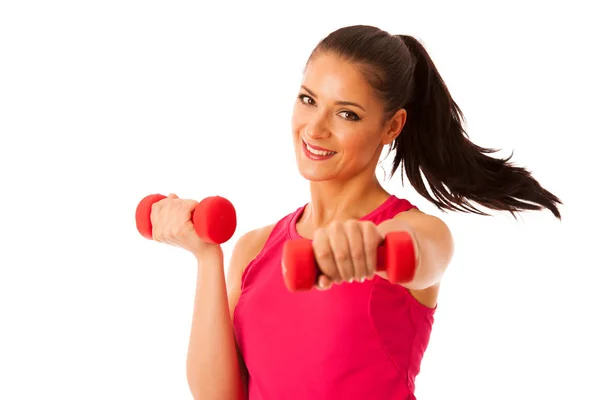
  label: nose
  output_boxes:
[304,113,331,140]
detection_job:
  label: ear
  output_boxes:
[382,108,407,145]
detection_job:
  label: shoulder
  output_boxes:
[226,222,277,317]
[228,204,304,285]
[387,207,452,238]
[378,205,453,249]
[233,223,278,266]
[229,223,278,281]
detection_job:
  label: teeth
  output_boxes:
[306,143,335,156]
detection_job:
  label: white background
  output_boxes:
[1,1,598,399]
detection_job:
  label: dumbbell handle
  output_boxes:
[135,194,237,244]
[281,231,416,291]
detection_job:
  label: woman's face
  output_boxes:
[291,52,405,183]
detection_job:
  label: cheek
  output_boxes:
[338,129,380,162]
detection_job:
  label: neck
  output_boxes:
[302,172,390,231]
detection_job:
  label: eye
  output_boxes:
[297,94,315,106]
[339,110,360,121]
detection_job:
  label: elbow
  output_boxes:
[186,373,201,400]
[186,366,207,400]
[186,372,246,400]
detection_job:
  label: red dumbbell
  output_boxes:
[281,231,416,291]
[135,194,237,244]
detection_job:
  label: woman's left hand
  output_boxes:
[312,219,385,290]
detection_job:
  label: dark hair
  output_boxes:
[309,25,562,220]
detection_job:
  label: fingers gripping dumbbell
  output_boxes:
[135,194,237,244]
[281,231,416,291]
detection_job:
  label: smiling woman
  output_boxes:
[292,54,405,184]
[152,24,564,400]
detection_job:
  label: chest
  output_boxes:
[233,247,380,366]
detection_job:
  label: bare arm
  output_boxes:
[185,246,244,400]
[374,208,453,309]
[376,208,454,290]
[186,225,275,400]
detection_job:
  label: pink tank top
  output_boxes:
[233,195,436,400]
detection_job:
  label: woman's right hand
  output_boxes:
[150,193,221,260]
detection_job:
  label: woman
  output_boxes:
[150,25,561,399]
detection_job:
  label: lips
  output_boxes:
[302,139,337,160]
[303,140,335,153]
[303,139,336,154]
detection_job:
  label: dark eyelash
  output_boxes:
[340,111,360,121]
[297,94,361,121]
[297,94,314,105]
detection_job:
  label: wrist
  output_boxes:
[194,244,224,265]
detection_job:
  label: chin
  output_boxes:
[296,163,323,181]
[298,170,331,182]
[296,161,341,183]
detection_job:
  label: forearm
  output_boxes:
[186,252,245,400]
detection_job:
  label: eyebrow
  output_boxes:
[301,85,366,112]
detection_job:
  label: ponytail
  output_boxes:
[391,35,562,219]
[313,26,562,219]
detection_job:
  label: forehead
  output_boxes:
[302,53,376,103]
